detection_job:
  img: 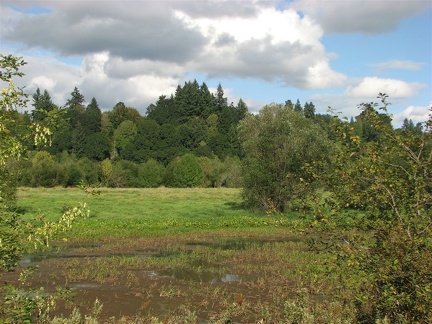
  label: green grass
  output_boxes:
[17,187,303,240]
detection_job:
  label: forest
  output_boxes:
[8,79,422,190]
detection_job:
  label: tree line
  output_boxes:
[11,80,328,188]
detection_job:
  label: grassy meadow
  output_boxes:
[17,187,303,240]
[11,187,356,322]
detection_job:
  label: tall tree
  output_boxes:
[64,87,85,131]
[82,97,102,134]
[65,87,85,112]
[199,82,216,119]
[218,105,236,134]
[304,101,316,119]
[294,99,303,113]
[238,103,331,212]
[146,95,176,125]
[31,88,56,122]
[174,80,201,122]
[215,83,228,115]
[235,98,248,123]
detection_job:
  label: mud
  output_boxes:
[1,235,306,321]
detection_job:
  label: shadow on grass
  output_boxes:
[223,201,245,210]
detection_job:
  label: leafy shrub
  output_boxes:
[316,95,432,323]
[165,153,204,187]
[139,159,165,187]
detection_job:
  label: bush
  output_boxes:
[165,153,204,187]
[30,151,58,187]
[138,159,165,187]
[317,96,432,323]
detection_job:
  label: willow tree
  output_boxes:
[238,103,331,213]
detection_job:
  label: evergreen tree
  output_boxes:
[218,105,236,134]
[174,80,201,122]
[199,82,216,119]
[178,118,207,150]
[83,132,110,161]
[147,95,176,125]
[64,87,85,129]
[65,87,85,112]
[82,97,102,134]
[215,83,228,115]
[304,101,316,118]
[235,99,248,122]
[285,99,294,110]
[294,99,303,113]
[31,88,56,122]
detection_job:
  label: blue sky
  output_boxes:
[1,0,431,126]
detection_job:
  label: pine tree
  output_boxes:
[82,97,102,134]
[31,88,56,121]
[304,101,316,118]
[294,99,303,113]
[215,83,228,115]
[65,87,85,112]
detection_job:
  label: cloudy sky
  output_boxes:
[1,0,431,125]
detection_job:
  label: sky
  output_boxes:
[1,0,431,126]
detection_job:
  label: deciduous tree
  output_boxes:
[238,103,331,212]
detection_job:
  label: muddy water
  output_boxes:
[2,241,246,320]
[1,236,305,321]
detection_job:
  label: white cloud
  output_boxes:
[291,0,430,34]
[76,53,180,111]
[345,77,425,98]
[368,60,427,71]
[2,2,346,91]
[308,81,429,127]
[20,55,81,107]
[175,7,346,88]
[393,104,431,125]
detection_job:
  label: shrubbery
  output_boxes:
[12,150,242,188]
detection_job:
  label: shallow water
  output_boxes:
[3,235,308,321]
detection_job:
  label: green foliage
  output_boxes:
[165,153,204,187]
[239,103,331,212]
[112,159,140,187]
[316,95,432,323]
[0,56,92,321]
[30,151,58,187]
[139,159,165,187]
[31,88,57,122]
[100,159,114,187]
[113,120,137,154]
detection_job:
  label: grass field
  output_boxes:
[17,187,303,240]
[9,187,354,322]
